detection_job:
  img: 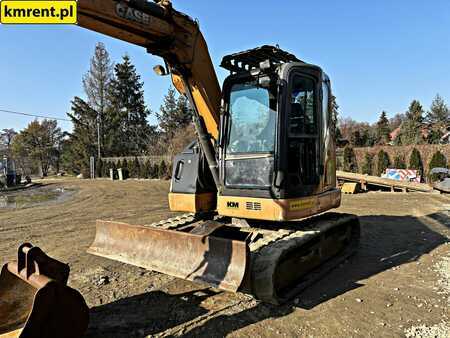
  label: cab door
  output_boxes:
[281,65,324,197]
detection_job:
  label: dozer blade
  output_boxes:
[0,244,89,338]
[88,220,248,292]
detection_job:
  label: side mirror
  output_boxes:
[153,65,168,76]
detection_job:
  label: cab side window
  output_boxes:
[287,74,319,188]
[289,76,317,136]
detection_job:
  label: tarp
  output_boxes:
[383,169,421,183]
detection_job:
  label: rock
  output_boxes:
[386,303,393,307]
[77,174,84,179]
[356,298,363,303]
[96,276,110,286]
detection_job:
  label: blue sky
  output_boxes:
[1,0,449,132]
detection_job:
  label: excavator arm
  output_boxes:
[78,0,221,184]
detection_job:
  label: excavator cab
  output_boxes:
[170,46,340,221]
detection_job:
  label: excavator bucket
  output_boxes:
[0,244,89,338]
[88,220,248,292]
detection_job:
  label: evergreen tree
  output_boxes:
[393,155,406,169]
[82,42,114,158]
[428,151,448,181]
[426,94,449,144]
[131,156,141,178]
[108,55,152,156]
[427,94,449,126]
[376,111,390,144]
[350,130,363,147]
[361,152,373,175]
[157,88,193,140]
[409,148,424,180]
[95,157,103,178]
[399,100,424,145]
[122,159,129,179]
[67,97,100,175]
[127,158,134,178]
[111,161,117,179]
[142,160,152,179]
[150,163,159,179]
[67,43,113,174]
[158,160,168,179]
[103,161,111,177]
[343,146,357,173]
[377,150,390,176]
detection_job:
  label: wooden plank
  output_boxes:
[336,171,433,193]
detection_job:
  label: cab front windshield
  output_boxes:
[226,83,277,155]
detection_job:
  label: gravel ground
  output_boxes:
[0,179,449,337]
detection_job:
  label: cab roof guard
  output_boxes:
[220,45,303,74]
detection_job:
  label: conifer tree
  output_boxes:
[426,94,449,144]
[409,148,424,179]
[427,94,449,126]
[343,146,357,173]
[376,111,390,144]
[393,155,406,169]
[361,152,373,175]
[377,150,390,176]
[67,43,114,174]
[157,88,193,140]
[158,160,168,179]
[428,151,447,181]
[399,100,424,145]
[132,156,141,178]
[108,55,152,156]
[143,160,152,179]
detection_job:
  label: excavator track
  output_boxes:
[123,212,361,304]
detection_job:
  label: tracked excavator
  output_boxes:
[1,0,360,336]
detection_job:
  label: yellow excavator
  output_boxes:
[0,0,360,336]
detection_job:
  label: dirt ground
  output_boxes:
[0,179,449,338]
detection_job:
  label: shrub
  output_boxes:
[95,158,103,178]
[428,151,448,182]
[409,148,424,179]
[361,152,373,175]
[121,159,129,179]
[393,155,406,169]
[131,157,141,178]
[343,146,357,173]
[102,161,110,177]
[150,163,159,179]
[377,150,390,176]
[142,160,151,179]
[127,159,135,178]
[158,160,168,179]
